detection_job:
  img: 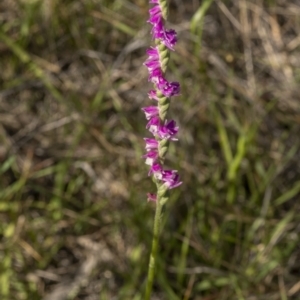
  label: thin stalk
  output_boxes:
[145,187,164,300]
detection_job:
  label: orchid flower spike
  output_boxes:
[142,0,181,199]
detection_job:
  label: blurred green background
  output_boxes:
[1,0,300,299]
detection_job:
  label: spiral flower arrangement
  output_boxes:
[143,0,181,202]
[143,0,181,298]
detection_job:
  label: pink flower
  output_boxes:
[147,193,157,202]
[142,106,159,120]
[146,47,160,60]
[162,170,182,189]
[144,48,160,74]
[148,162,163,179]
[148,5,162,27]
[154,28,177,50]
[148,90,159,101]
[158,120,179,140]
[162,29,177,50]
[146,116,160,134]
[148,68,164,84]
[143,150,158,165]
[161,81,180,97]
[144,138,159,151]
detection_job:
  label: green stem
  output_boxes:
[145,186,165,300]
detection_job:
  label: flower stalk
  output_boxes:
[143,0,181,298]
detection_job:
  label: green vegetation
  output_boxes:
[0,0,300,299]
